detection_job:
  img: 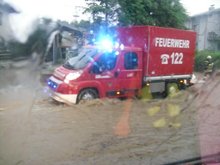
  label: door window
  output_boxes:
[124,52,138,70]
[92,51,118,74]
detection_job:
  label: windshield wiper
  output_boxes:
[63,61,75,69]
[164,152,220,165]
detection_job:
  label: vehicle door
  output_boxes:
[90,51,121,97]
[117,50,143,96]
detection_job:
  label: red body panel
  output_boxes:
[147,26,196,77]
[117,26,196,78]
[54,66,73,80]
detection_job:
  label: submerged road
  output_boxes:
[0,68,219,165]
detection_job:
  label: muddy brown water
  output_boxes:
[0,68,219,165]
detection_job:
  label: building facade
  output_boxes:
[185,6,220,51]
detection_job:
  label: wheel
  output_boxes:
[178,83,186,90]
[151,91,167,99]
[77,89,98,103]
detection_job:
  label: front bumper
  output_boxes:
[47,76,78,104]
[51,90,78,104]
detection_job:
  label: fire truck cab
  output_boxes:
[48,45,143,104]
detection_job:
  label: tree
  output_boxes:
[118,0,187,29]
[85,0,187,29]
[84,0,119,26]
[71,20,91,31]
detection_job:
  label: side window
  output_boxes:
[101,52,117,70]
[92,51,118,74]
[124,52,138,70]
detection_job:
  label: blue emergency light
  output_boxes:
[47,79,57,89]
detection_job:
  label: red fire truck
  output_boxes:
[47,26,196,104]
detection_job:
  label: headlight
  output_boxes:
[64,71,82,84]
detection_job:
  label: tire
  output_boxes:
[77,88,98,103]
[178,83,186,90]
[152,91,167,99]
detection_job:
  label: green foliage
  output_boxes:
[71,20,91,31]
[84,0,119,26]
[84,0,187,29]
[118,0,187,28]
[194,50,220,72]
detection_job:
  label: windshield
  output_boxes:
[1,0,220,165]
[63,48,97,70]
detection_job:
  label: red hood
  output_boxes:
[53,66,79,80]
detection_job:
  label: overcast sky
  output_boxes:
[5,0,220,22]
[181,0,220,15]
[4,0,220,42]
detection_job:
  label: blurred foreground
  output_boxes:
[0,64,220,165]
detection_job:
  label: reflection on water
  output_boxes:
[114,99,132,137]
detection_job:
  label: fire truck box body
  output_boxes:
[117,26,196,81]
[47,26,196,104]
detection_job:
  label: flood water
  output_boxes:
[0,66,220,165]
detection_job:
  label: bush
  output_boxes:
[194,50,220,72]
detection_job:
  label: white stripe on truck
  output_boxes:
[144,74,191,81]
[50,76,63,84]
